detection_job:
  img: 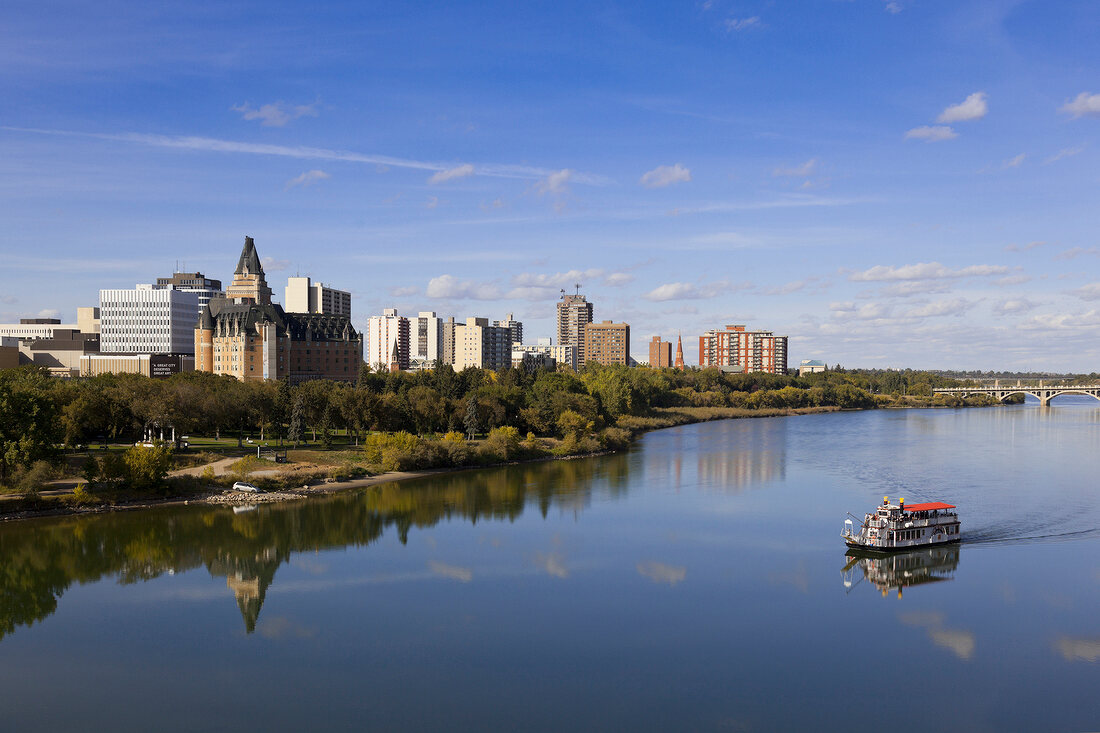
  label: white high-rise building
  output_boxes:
[284,276,351,317]
[453,317,512,371]
[366,308,409,371]
[410,311,444,370]
[99,284,201,355]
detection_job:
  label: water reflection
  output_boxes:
[0,455,624,642]
[842,544,960,598]
[643,418,787,492]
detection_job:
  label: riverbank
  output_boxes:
[1,405,852,523]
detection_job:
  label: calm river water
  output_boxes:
[2,400,1099,731]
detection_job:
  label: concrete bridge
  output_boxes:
[932,381,1100,407]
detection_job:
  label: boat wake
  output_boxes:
[962,525,1100,546]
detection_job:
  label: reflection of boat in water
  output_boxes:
[843,496,961,551]
[842,544,960,597]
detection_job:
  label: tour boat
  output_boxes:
[843,497,960,552]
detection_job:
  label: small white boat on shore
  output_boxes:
[843,497,960,552]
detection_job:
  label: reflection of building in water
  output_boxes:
[696,423,787,493]
[843,544,960,598]
[206,546,283,633]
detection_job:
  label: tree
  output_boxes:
[0,367,62,486]
[464,396,479,440]
[288,395,305,448]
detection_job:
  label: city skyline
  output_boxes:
[2,1,1099,370]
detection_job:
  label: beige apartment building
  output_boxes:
[453,317,512,371]
[583,321,630,367]
[649,336,672,367]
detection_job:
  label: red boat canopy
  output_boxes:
[903,502,956,512]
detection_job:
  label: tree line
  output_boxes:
[1,362,969,490]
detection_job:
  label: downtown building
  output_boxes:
[194,236,362,384]
[556,293,592,370]
[285,276,351,318]
[366,308,410,372]
[648,336,672,368]
[453,317,512,371]
[583,321,630,367]
[698,324,788,375]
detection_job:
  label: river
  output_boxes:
[2,400,1099,731]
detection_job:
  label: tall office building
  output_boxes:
[409,311,444,370]
[556,293,593,367]
[225,236,273,305]
[156,272,223,310]
[366,308,410,371]
[583,321,630,367]
[494,313,523,346]
[649,336,672,367]
[453,317,512,371]
[698,324,788,375]
[100,284,200,355]
[284,276,351,317]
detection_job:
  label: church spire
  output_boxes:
[674,332,685,371]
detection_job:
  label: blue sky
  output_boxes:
[2,0,1098,370]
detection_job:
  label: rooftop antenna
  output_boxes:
[574,282,581,295]
[560,288,565,299]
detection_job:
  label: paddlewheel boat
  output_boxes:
[843,497,960,552]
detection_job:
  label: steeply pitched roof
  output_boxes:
[235,236,264,276]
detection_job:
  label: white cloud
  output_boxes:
[512,269,604,289]
[905,125,958,142]
[428,163,475,184]
[850,262,1008,282]
[637,561,687,586]
[885,1,902,13]
[1018,309,1100,331]
[763,279,812,296]
[604,272,635,287]
[284,169,330,190]
[261,257,290,271]
[425,196,439,209]
[640,163,691,188]
[879,281,952,297]
[37,308,60,319]
[1002,153,1025,168]
[1044,146,1085,164]
[725,16,761,31]
[535,168,573,195]
[993,298,1038,315]
[232,100,319,127]
[995,274,1032,286]
[389,285,419,297]
[425,274,501,300]
[1071,283,1100,301]
[773,158,817,177]
[908,298,975,318]
[532,552,569,579]
[644,280,730,301]
[937,92,988,123]
[1060,92,1100,119]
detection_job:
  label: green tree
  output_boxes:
[464,396,479,439]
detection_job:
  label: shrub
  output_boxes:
[482,426,521,462]
[10,460,56,497]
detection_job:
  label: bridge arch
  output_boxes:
[1042,390,1100,403]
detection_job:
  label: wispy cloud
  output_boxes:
[1004,240,1047,252]
[1060,92,1100,119]
[905,125,957,142]
[261,256,290,271]
[232,100,319,127]
[2,126,612,184]
[992,298,1038,315]
[425,274,501,300]
[284,169,329,190]
[428,560,473,582]
[1001,153,1025,168]
[640,163,691,188]
[1054,246,1099,261]
[937,92,988,123]
[535,168,574,195]
[773,158,817,177]
[725,16,761,31]
[850,262,1007,282]
[429,163,475,184]
[885,1,903,13]
[1071,282,1100,301]
[1043,145,1085,164]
